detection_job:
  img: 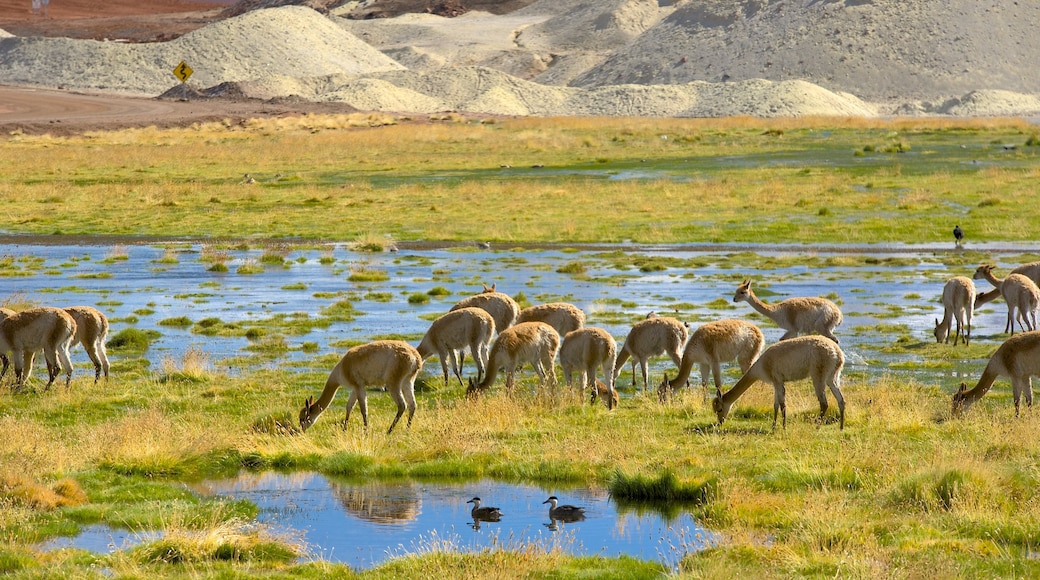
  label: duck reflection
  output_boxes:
[329,480,422,524]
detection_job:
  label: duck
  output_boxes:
[466,497,502,521]
[543,496,585,521]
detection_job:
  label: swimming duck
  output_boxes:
[543,496,585,521]
[466,497,502,521]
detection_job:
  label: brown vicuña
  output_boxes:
[450,285,520,334]
[65,306,111,383]
[712,335,846,430]
[0,307,13,381]
[0,306,77,391]
[659,319,764,400]
[416,307,495,387]
[559,326,617,409]
[516,302,586,337]
[467,321,559,395]
[733,279,842,343]
[613,315,688,390]
[299,340,423,434]
[953,330,1040,417]
[934,276,976,346]
[973,264,1039,334]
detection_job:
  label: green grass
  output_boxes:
[1,116,1039,244]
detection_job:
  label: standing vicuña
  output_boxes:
[733,279,842,343]
[450,287,520,334]
[299,340,423,434]
[952,330,1040,417]
[0,307,77,391]
[467,321,559,395]
[416,307,495,387]
[659,319,764,400]
[1009,261,1040,286]
[973,265,1040,334]
[559,326,617,409]
[934,276,976,346]
[516,302,586,337]
[0,307,13,381]
[613,316,688,390]
[64,306,111,383]
[712,335,846,430]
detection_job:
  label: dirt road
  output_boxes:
[0,85,369,135]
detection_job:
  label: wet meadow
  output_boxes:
[3,115,1040,578]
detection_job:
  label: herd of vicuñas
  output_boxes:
[4,260,1039,432]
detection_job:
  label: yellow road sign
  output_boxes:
[173,61,193,83]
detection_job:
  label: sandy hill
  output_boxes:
[0,6,402,95]
[571,0,1040,103]
[1,0,1039,117]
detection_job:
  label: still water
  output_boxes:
[37,473,713,570]
[191,472,714,569]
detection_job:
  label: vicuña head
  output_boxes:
[299,395,319,431]
[711,386,730,424]
[590,378,619,408]
[657,372,671,402]
[482,283,497,293]
[951,382,971,416]
[733,279,753,303]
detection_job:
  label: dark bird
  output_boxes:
[543,496,585,522]
[466,497,502,521]
[953,225,964,247]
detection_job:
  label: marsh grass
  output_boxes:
[160,346,211,384]
[4,117,1040,243]
[347,261,389,282]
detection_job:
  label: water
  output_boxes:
[0,239,1031,382]
[191,473,714,569]
[38,473,715,571]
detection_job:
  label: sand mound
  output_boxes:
[938,91,1040,117]
[215,65,875,118]
[572,0,1040,103]
[0,6,403,95]
[336,10,551,79]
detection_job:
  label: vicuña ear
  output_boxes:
[957,383,967,394]
[715,386,722,399]
[305,396,314,408]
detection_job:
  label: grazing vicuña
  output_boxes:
[299,340,423,434]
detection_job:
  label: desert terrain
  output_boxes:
[1,0,1039,134]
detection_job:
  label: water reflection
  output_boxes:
[190,472,715,569]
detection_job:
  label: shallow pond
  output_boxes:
[39,473,714,570]
[0,239,1034,386]
[192,472,714,569]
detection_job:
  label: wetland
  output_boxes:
[5,116,1040,578]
